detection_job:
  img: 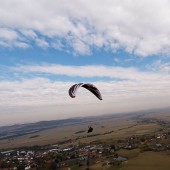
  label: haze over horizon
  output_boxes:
[0,0,170,126]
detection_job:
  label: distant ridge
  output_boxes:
[0,107,169,140]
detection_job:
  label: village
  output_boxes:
[0,126,170,170]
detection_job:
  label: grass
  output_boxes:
[0,111,168,150]
[120,151,170,170]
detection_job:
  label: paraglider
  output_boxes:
[69,83,102,133]
[87,126,93,133]
[68,83,102,100]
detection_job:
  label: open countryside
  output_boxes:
[1,1,170,170]
[0,109,170,169]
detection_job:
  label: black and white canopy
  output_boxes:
[68,83,102,100]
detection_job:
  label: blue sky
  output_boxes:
[0,0,170,125]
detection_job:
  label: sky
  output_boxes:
[0,0,170,126]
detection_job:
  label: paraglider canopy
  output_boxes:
[68,83,102,100]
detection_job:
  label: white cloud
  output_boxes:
[35,38,49,48]
[1,64,170,108]
[1,0,170,56]
[0,28,18,40]
[11,64,170,82]
[147,60,170,73]
[20,30,37,38]
[0,73,170,125]
[0,27,30,48]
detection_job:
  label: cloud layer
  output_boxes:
[1,1,170,125]
[1,0,170,56]
[11,64,170,81]
[1,64,170,110]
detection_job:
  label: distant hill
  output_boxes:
[0,117,92,140]
[1,107,169,140]
[0,113,130,140]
